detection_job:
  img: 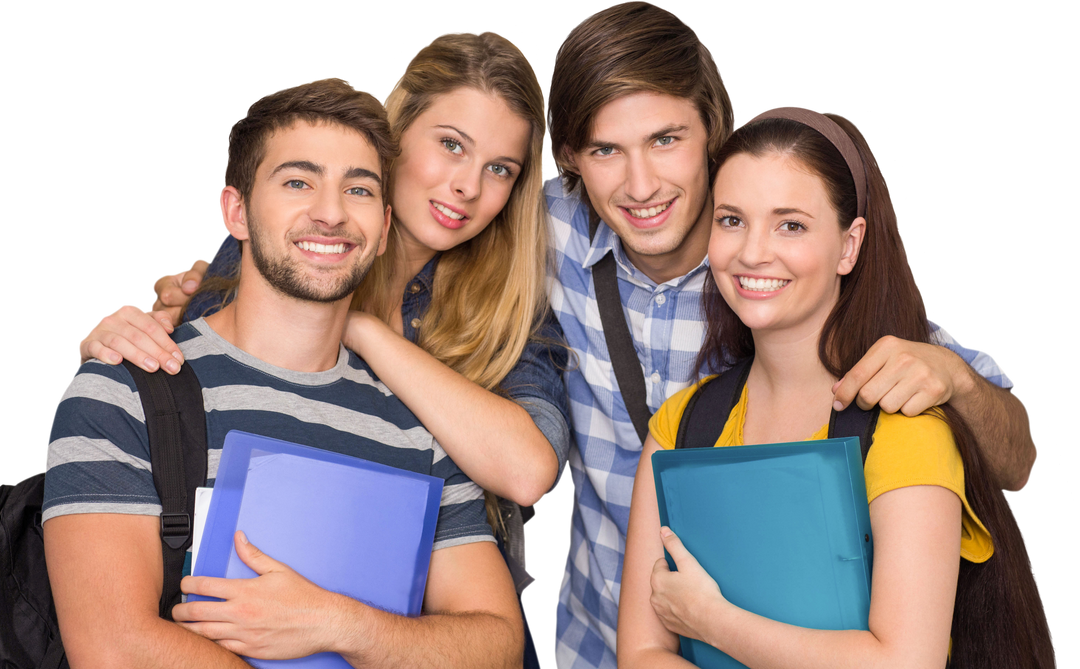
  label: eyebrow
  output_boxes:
[714,204,816,219]
[586,124,691,151]
[434,124,524,169]
[269,161,381,186]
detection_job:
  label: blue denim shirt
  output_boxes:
[187,237,572,485]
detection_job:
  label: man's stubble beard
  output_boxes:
[248,215,376,304]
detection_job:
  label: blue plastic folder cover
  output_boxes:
[191,430,443,668]
[652,437,874,669]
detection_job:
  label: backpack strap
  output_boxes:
[674,356,880,459]
[590,212,652,444]
[675,357,753,450]
[122,361,207,621]
[828,402,881,464]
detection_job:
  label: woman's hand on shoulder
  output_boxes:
[80,306,184,374]
[153,260,209,325]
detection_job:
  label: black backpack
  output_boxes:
[0,362,207,669]
[674,357,881,462]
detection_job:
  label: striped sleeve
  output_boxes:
[430,441,494,550]
[43,361,160,522]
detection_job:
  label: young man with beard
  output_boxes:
[43,79,522,669]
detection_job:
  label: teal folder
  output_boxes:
[652,437,873,668]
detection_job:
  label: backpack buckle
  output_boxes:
[160,512,191,549]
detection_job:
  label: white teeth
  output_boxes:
[627,201,672,219]
[433,202,465,220]
[296,241,347,254]
[738,276,790,292]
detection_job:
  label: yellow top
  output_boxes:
[650,380,993,563]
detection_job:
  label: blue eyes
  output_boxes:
[441,137,514,179]
[592,136,675,157]
[284,180,371,196]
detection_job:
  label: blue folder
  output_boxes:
[652,437,874,668]
[191,430,444,668]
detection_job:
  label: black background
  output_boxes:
[12,2,1067,665]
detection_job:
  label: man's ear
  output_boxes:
[560,145,579,173]
[220,186,250,241]
[837,216,866,276]
[376,204,392,256]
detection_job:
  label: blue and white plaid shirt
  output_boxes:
[543,177,1010,669]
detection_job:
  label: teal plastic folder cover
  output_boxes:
[652,437,873,668]
[191,430,443,668]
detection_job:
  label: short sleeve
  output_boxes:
[429,443,495,550]
[44,362,159,522]
[865,410,994,563]
[648,381,709,450]
[184,236,241,323]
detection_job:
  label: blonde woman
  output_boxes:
[80,33,567,668]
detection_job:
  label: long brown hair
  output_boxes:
[699,115,1054,667]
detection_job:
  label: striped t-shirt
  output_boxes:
[44,318,493,550]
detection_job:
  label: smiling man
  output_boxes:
[42,79,522,668]
[544,4,1037,668]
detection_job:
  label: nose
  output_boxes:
[450,163,482,202]
[624,151,661,203]
[739,223,774,267]
[308,187,348,228]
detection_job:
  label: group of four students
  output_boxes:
[50,2,1051,667]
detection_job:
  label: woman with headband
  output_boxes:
[617,109,1053,668]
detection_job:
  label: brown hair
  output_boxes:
[548,2,733,194]
[192,79,398,311]
[225,78,398,204]
[350,33,551,536]
[699,115,1055,667]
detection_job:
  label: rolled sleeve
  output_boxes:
[499,310,572,487]
[928,321,1013,389]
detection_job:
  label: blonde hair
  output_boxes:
[349,33,551,531]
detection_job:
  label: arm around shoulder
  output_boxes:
[948,364,1036,490]
[922,326,1036,489]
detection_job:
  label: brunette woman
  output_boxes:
[618,108,1053,668]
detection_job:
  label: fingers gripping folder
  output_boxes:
[652,437,874,669]
[191,431,443,668]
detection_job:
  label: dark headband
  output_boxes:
[748,107,867,218]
